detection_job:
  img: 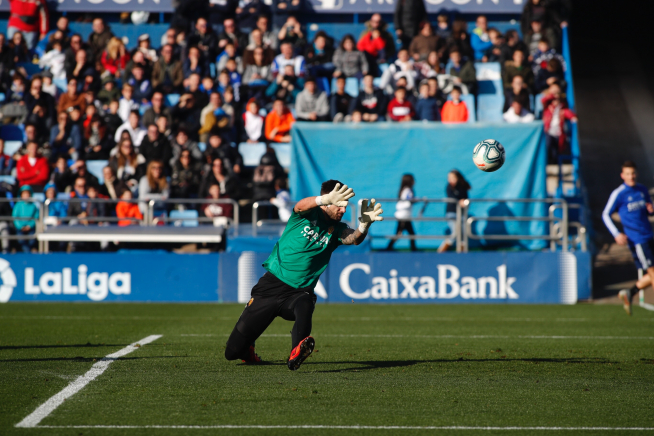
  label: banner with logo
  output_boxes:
[0,254,218,303]
[219,251,591,304]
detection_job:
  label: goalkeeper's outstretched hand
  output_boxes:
[359,199,383,232]
[317,183,355,207]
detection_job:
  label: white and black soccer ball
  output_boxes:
[472,139,505,172]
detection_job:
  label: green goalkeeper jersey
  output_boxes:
[263,207,350,289]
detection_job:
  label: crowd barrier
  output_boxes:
[0,250,591,304]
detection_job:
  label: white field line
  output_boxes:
[180,333,654,340]
[34,425,654,431]
[15,335,162,429]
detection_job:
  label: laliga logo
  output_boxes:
[24,265,131,301]
[0,258,17,303]
[339,263,518,300]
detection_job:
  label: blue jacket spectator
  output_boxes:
[0,140,15,175]
[127,66,153,104]
[236,0,268,30]
[44,183,68,219]
[470,16,493,61]
[415,94,441,121]
[49,112,82,161]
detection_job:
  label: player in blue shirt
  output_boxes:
[602,161,654,315]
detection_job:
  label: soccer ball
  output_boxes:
[472,139,505,172]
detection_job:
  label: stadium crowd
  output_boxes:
[0,0,574,252]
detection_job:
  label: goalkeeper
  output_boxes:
[225,180,383,370]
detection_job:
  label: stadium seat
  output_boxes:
[477,94,505,122]
[3,140,22,156]
[139,104,151,116]
[477,80,502,96]
[475,62,502,82]
[170,210,199,227]
[0,124,24,141]
[210,63,216,78]
[198,142,207,152]
[270,143,291,170]
[0,93,5,103]
[0,175,16,185]
[331,77,359,98]
[86,160,108,184]
[53,78,68,93]
[32,192,45,206]
[56,192,71,200]
[16,62,42,78]
[378,63,389,74]
[165,94,181,107]
[239,142,267,167]
[317,77,330,94]
[534,93,544,119]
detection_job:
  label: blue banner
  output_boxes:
[307,0,523,14]
[0,0,171,12]
[290,122,547,250]
[0,253,218,303]
[218,251,590,304]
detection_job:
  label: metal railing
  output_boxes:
[252,200,296,235]
[549,203,588,252]
[463,198,569,252]
[0,198,44,250]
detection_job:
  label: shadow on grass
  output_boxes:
[0,356,178,363]
[0,343,128,351]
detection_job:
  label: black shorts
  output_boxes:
[235,272,317,340]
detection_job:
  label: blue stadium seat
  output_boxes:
[0,124,24,141]
[16,62,42,78]
[53,78,68,93]
[461,95,476,123]
[317,77,330,94]
[170,210,199,227]
[165,94,180,107]
[0,93,5,103]
[534,93,544,119]
[239,142,267,167]
[378,63,389,74]
[2,140,22,156]
[56,192,71,200]
[477,94,505,122]
[477,80,502,96]
[198,142,207,152]
[270,143,291,170]
[139,104,151,116]
[0,175,16,185]
[333,77,359,97]
[66,23,168,50]
[32,192,45,205]
[86,160,108,184]
[475,62,502,82]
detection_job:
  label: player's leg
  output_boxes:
[279,292,317,370]
[619,240,654,315]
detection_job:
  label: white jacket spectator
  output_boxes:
[380,50,417,91]
[39,47,66,80]
[114,112,147,146]
[271,43,306,77]
[503,101,535,123]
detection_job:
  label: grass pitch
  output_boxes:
[1,303,653,436]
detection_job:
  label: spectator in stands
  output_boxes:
[415,81,440,122]
[97,166,120,199]
[503,100,535,123]
[127,65,153,104]
[204,132,242,174]
[85,185,106,225]
[12,185,39,252]
[359,13,395,62]
[0,140,15,175]
[265,99,295,142]
[200,157,240,198]
[110,138,145,192]
[521,0,566,43]
[438,169,470,252]
[97,77,120,109]
[0,33,15,74]
[101,37,130,79]
[380,49,416,92]
[542,83,577,163]
[103,100,122,138]
[116,187,143,226]
[504,29,528,61]
[445,20,473,61]
[330,76,352,122]
[415,50,443,80]
[441,86,468,123]
[63,33,84,76]
[237,0,266,31]
[0,189,10,254]
[244,28,275,69]
[67,177,90,234]
[503,49,534,93]
[7,0,49,50]
[136,34,158,64]
[0,72,27,122]
[219,18,248,52]
[243,99,265,142]
[39,39,65,80]
[357,21,388,71]
[393,0,426,48]
[138,160,169,215]
[43,182,67,229]
[470,15,492,61]
[170,94,203,138]
[169,128,203,169]
[532,39,565,76]
[535,57,566,94]
[272,42,306,78]
[57,78,85,115]
[84,115,113,160]
[152,44,184,94]
[142,92,170,127]
[448,50,476,95]
[525,20,557,60]
[204,183,234,224]
[50,111,82,161]
[8,30,29,64]
[25,75,56,129]
[333,35,368,79]
[266,64,304,107]
[387,173,416,251]
[41,72,58,98]
[70,159,99,189]
[253,15,277,50]
[252,152,284,201]
[277,15,305,50]
[114,110,146,147]
[243,47,273,89]
[410,22,442,62]
[88,18,113,62]
[387,87,414,122]
[482,28,510,63]
[351,74,386,123]
[66,49,92,84]
[295,77,329,122]
[305,31,335,78]
[269,178,291,222]
[140,123,173,170]
[17,142,49,191]
[199,92,230,142]
[155,113,173,142]
[190,18,218,63]
[117,83,138,122]
[217,43,244,75]
[171,149,201,199]
[504,75,531,113]
[208,0,238,36]
[22,123,46,157]
[435,14,451,39]
[183,46,210,79]
[52,156,73,192]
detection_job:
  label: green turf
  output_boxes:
[1,303,653,436]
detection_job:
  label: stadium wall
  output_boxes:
[0,251,591,304]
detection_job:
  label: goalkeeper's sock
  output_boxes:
[628,285,639,300]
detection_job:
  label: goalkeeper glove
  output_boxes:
[315,183,355,207]
[358,199,383,233]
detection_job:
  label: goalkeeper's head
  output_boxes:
[321,179,347,221]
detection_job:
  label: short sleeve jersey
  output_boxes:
[263,207,350,289]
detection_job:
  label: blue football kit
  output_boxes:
[603,183,654,269]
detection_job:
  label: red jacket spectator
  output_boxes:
[357,31,386,58]
[387,90,415,122]
[101,39,131,76]
[8,0,49,40]
[542,93,577,150]
[17,154,49,188]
